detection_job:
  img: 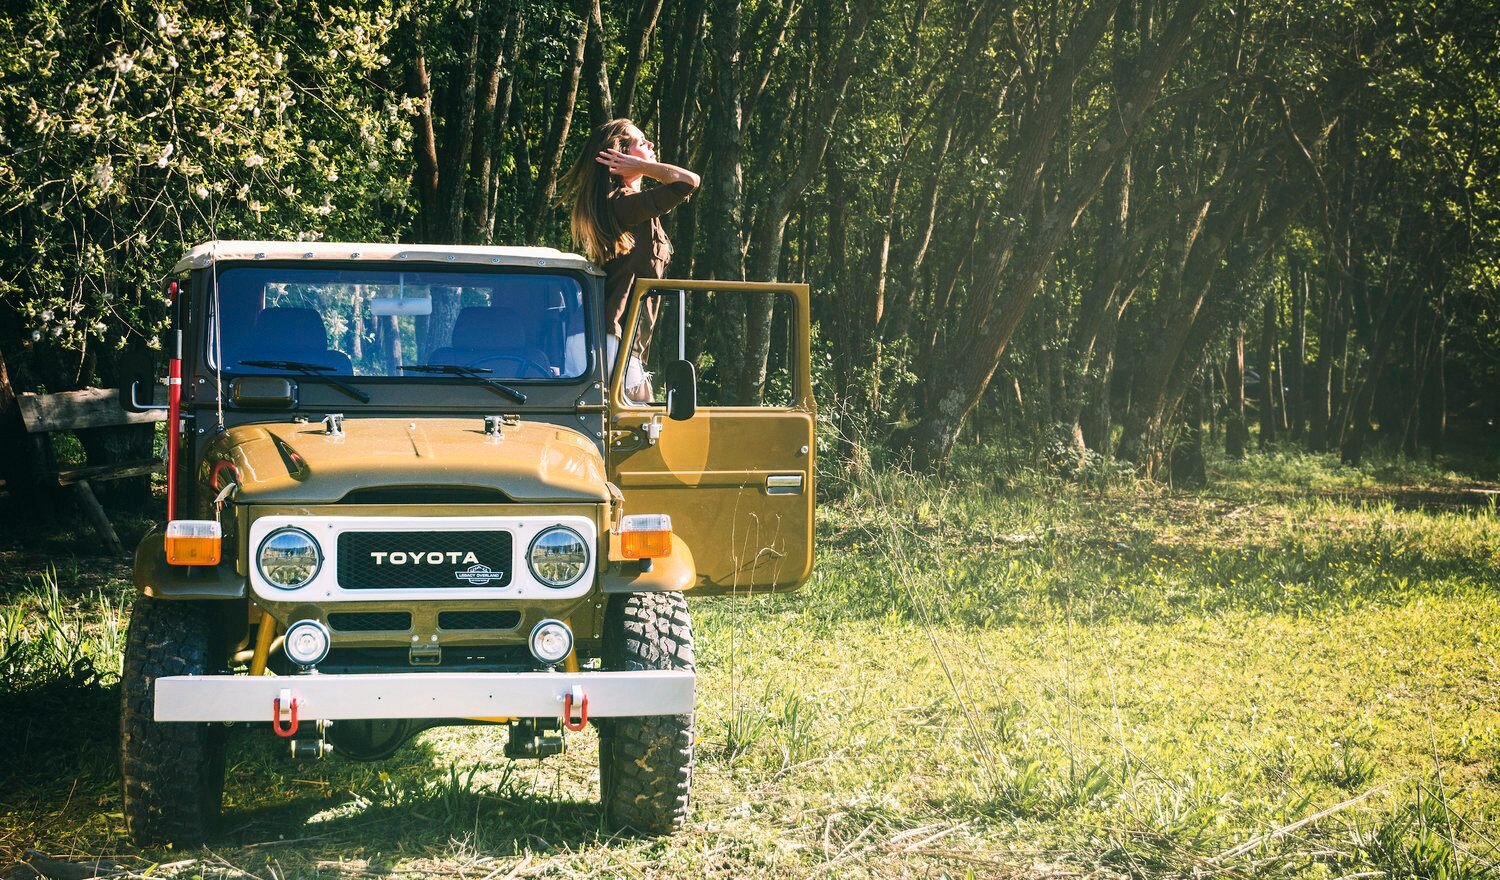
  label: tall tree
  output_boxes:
[909,0,1208,469]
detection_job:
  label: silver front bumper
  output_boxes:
[154,671,694,721]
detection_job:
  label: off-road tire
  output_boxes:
[120,597,227,845]
[599,592,694,834]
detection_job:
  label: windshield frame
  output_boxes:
[197,261,599,390]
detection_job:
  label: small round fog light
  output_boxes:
[528,619,574,666]
[284,619,331,667]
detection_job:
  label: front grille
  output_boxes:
[337,530,514,589]
[438,611,522,631]
[328,612,412,632]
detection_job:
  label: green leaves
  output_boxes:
[0,0,410,385]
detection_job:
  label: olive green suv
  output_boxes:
[119,241,814,843]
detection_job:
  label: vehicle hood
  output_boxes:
[202,418,608,503]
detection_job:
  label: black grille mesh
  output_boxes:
[438,611,522,631]
[328,612,412,632]
[337,531,513,589]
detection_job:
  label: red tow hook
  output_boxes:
[273,689,299,737]
[562,685,589,731]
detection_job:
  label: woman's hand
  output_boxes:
[597,148,651,178]
[597,150,700,188]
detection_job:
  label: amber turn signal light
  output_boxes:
[619,513,672,559]
[165,519,222,566]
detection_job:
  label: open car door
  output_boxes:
[607,279,814,595]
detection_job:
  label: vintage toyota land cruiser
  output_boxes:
[118,240,813,843]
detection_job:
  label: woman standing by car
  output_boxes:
[561,118,698,400]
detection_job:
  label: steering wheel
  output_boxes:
[469,353,553,379]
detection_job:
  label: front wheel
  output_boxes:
[120,597,227,845]
[598,592,695,834]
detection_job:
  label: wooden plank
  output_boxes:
[70,479,125,557]
[17,388,166,433]
[56,459,164,486]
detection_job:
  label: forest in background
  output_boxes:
[1,0,1496,488]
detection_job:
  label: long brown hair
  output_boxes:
[561,118,636,264]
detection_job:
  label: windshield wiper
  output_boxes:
[238,359,371,403]
[401,364,528,404]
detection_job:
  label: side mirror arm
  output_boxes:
[124,380,170,412]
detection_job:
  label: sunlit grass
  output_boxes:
[2,450,1497,877]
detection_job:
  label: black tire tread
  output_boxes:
[119,597,226,845]
[600,592,694,834]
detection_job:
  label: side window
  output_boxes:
[625,287,799,408]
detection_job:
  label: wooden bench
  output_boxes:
[16,387,166,556]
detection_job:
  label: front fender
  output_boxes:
[133,531,246,599]
[600,534,696,593]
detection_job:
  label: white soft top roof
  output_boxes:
[173,240,601,276]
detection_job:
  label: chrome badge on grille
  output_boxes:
[455,564,503,585]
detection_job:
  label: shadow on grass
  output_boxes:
[1,678,613,863]
[212,725,607,851]
[217,786,607,854]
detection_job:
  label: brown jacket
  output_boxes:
[603,180,697,346]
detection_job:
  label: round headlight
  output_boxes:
[284,619,331,667]
[529,619,574,665]
[257,527,322,589]
[527,526,589,587]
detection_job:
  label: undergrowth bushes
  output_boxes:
[0,566,126,698]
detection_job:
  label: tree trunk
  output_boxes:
[826,152,852,398]
[379,315,402,372]
[528,12,588,239]
[581,0,613,127]
[1169,374,1208,488]
[485,11,524,243]
[1079,307,1122,453]
[0,341,51,522]
[468,11,510,244]
[437,7,483,244]
[617,0,665,117]
[1066,141,1135,451]
[1258,294,1278,446]
[1308,268,1342,451]
[348,288,364,363]
[658,0,706,175]
[1286,246,1308,440]
[1226,327,1248,458]
[703,0,746,282]
[1419,288,1446,452]
[866,171,901,415]
[408,40,441,242]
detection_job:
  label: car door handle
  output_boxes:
[766,474,804,495]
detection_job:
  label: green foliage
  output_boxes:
[0,0,410,385]
[0,565,126,693]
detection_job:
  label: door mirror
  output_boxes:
[117,349,165,413]
[664,359,697,421]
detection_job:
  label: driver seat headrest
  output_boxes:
[450,307,527,350]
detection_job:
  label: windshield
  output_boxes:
[210,266,589,380]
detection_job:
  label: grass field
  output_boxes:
[2,450,1497,879]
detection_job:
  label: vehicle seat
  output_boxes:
[251,307,353,373]
[428,307,553,377]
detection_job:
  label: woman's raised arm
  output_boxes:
[596,149,701,189]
